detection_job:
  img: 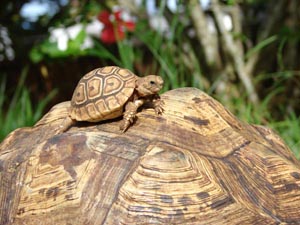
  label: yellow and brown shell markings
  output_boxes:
[70,66,136,122]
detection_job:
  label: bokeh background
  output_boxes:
[0,0,299,157]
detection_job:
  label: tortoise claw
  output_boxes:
[120,120,130,133]
[120,110,136,132]
[154,99,165,115]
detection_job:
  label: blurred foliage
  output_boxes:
[30,29,88,62]
[0,68,57,140]
[0,0,299,158]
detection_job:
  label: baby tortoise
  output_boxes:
[60,66,164,132]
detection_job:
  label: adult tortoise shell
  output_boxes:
[60,66,164,132]
[1,88,300,224]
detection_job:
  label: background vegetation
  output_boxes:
[0,0,299,158]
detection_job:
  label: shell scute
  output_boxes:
[121,87,135,98]
[73,83,87,105]
[95,99,110,116]
[103,75,123,96]
[85,103,101,120]
[106,96,121,110]
[116,67,135,80]
[87,77,102,99]
[116,92,130,105]
[82,69,97,79]
[99,66,115,74]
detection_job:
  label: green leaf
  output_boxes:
[68,29,87,52]
[245,35,278,60]
[29,47,44,63]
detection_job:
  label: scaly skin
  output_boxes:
[120,76,164,132]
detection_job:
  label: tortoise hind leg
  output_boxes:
[120,100,144,132]
[58,116,76,133]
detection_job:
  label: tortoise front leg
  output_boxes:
[120,99,144,132]
[152,95,164,115]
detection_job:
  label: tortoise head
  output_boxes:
[136,75,164,97]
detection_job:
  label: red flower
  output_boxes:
[97,10,136,44]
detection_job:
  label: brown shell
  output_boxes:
[70,66,136,122]
[1,88,300,225]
